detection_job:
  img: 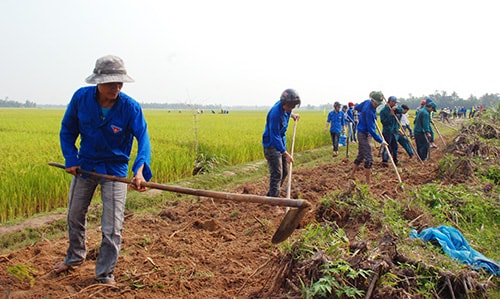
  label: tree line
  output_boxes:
[399,91,499,110]
[0,98,37,108]
[1,91,498,109]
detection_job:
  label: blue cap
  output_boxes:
[388,96,399,103]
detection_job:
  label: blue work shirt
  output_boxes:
[326,110,345,133]
[262,101,290,153]
[346,107,354,123]
[60,86,152,181]
[354,99,383,143]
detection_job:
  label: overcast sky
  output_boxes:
[1,0,498,107]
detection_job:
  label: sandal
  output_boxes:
[53,261,73,273]
[96,278,117,285]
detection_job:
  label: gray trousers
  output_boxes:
[64,175,127,283]
[353,132,374,169]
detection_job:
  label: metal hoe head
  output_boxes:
[271,206,309,244]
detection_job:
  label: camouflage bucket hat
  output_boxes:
[85,55,135,84]
[369,91,384,105]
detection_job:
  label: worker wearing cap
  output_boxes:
[380,96,403,166]
[349,91,388,184]
[324,101,345,157]
[55,55,152,284]
[262,89,301,197]
[416,97,438,148]
[414,101,437,161]
[346,102,357,143]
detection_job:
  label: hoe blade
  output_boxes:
[271,206,309,244]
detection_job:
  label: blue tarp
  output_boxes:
[410,225,500,276]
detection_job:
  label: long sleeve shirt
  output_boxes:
[346,108,354,123]
[413,108,432,135]
[380,105,403,134]
[60,86,152,180]
[262,100,290,153]
[354,99,383,143]
[326,110,345,133]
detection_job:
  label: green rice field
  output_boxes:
[0,108,331,223]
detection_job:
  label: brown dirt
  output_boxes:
[0,137,471,298]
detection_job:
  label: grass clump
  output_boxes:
[7,263,38,288]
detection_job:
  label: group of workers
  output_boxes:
[53,54,440,284]
[324,93,439,170]
[263,89,440,190]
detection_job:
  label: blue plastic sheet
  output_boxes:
[410,225,500,275]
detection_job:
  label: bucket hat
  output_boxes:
[369,91,384,105]
[85,55,134,84]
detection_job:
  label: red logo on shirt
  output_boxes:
[111,125,122,134]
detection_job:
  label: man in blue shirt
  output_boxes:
[349,91,388,184]
[54,55,152,284]
[324,102,345,157]
[346,102,357,143]
[262,89,301,197]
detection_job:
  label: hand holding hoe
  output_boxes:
[272,120,307,244]
[375,123,403,188]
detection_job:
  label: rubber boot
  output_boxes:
[364,168,371,184]
[349,164,359,179]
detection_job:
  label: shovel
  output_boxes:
[49,162,310,243]
[271,120,306,244]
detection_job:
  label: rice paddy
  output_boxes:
[0,108,331,223]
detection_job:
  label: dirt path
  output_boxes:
[0,142,446,298]
[0,214,66,236]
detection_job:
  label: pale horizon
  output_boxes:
[1,0,498,107]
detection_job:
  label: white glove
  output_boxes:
[381,141,389,147]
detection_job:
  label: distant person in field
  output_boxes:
[349,91,388,184]
[54,55,152,285]
[414,101,437,161]
[262,89,300,197]
[346,102,357,143]
[324,101,345,157]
